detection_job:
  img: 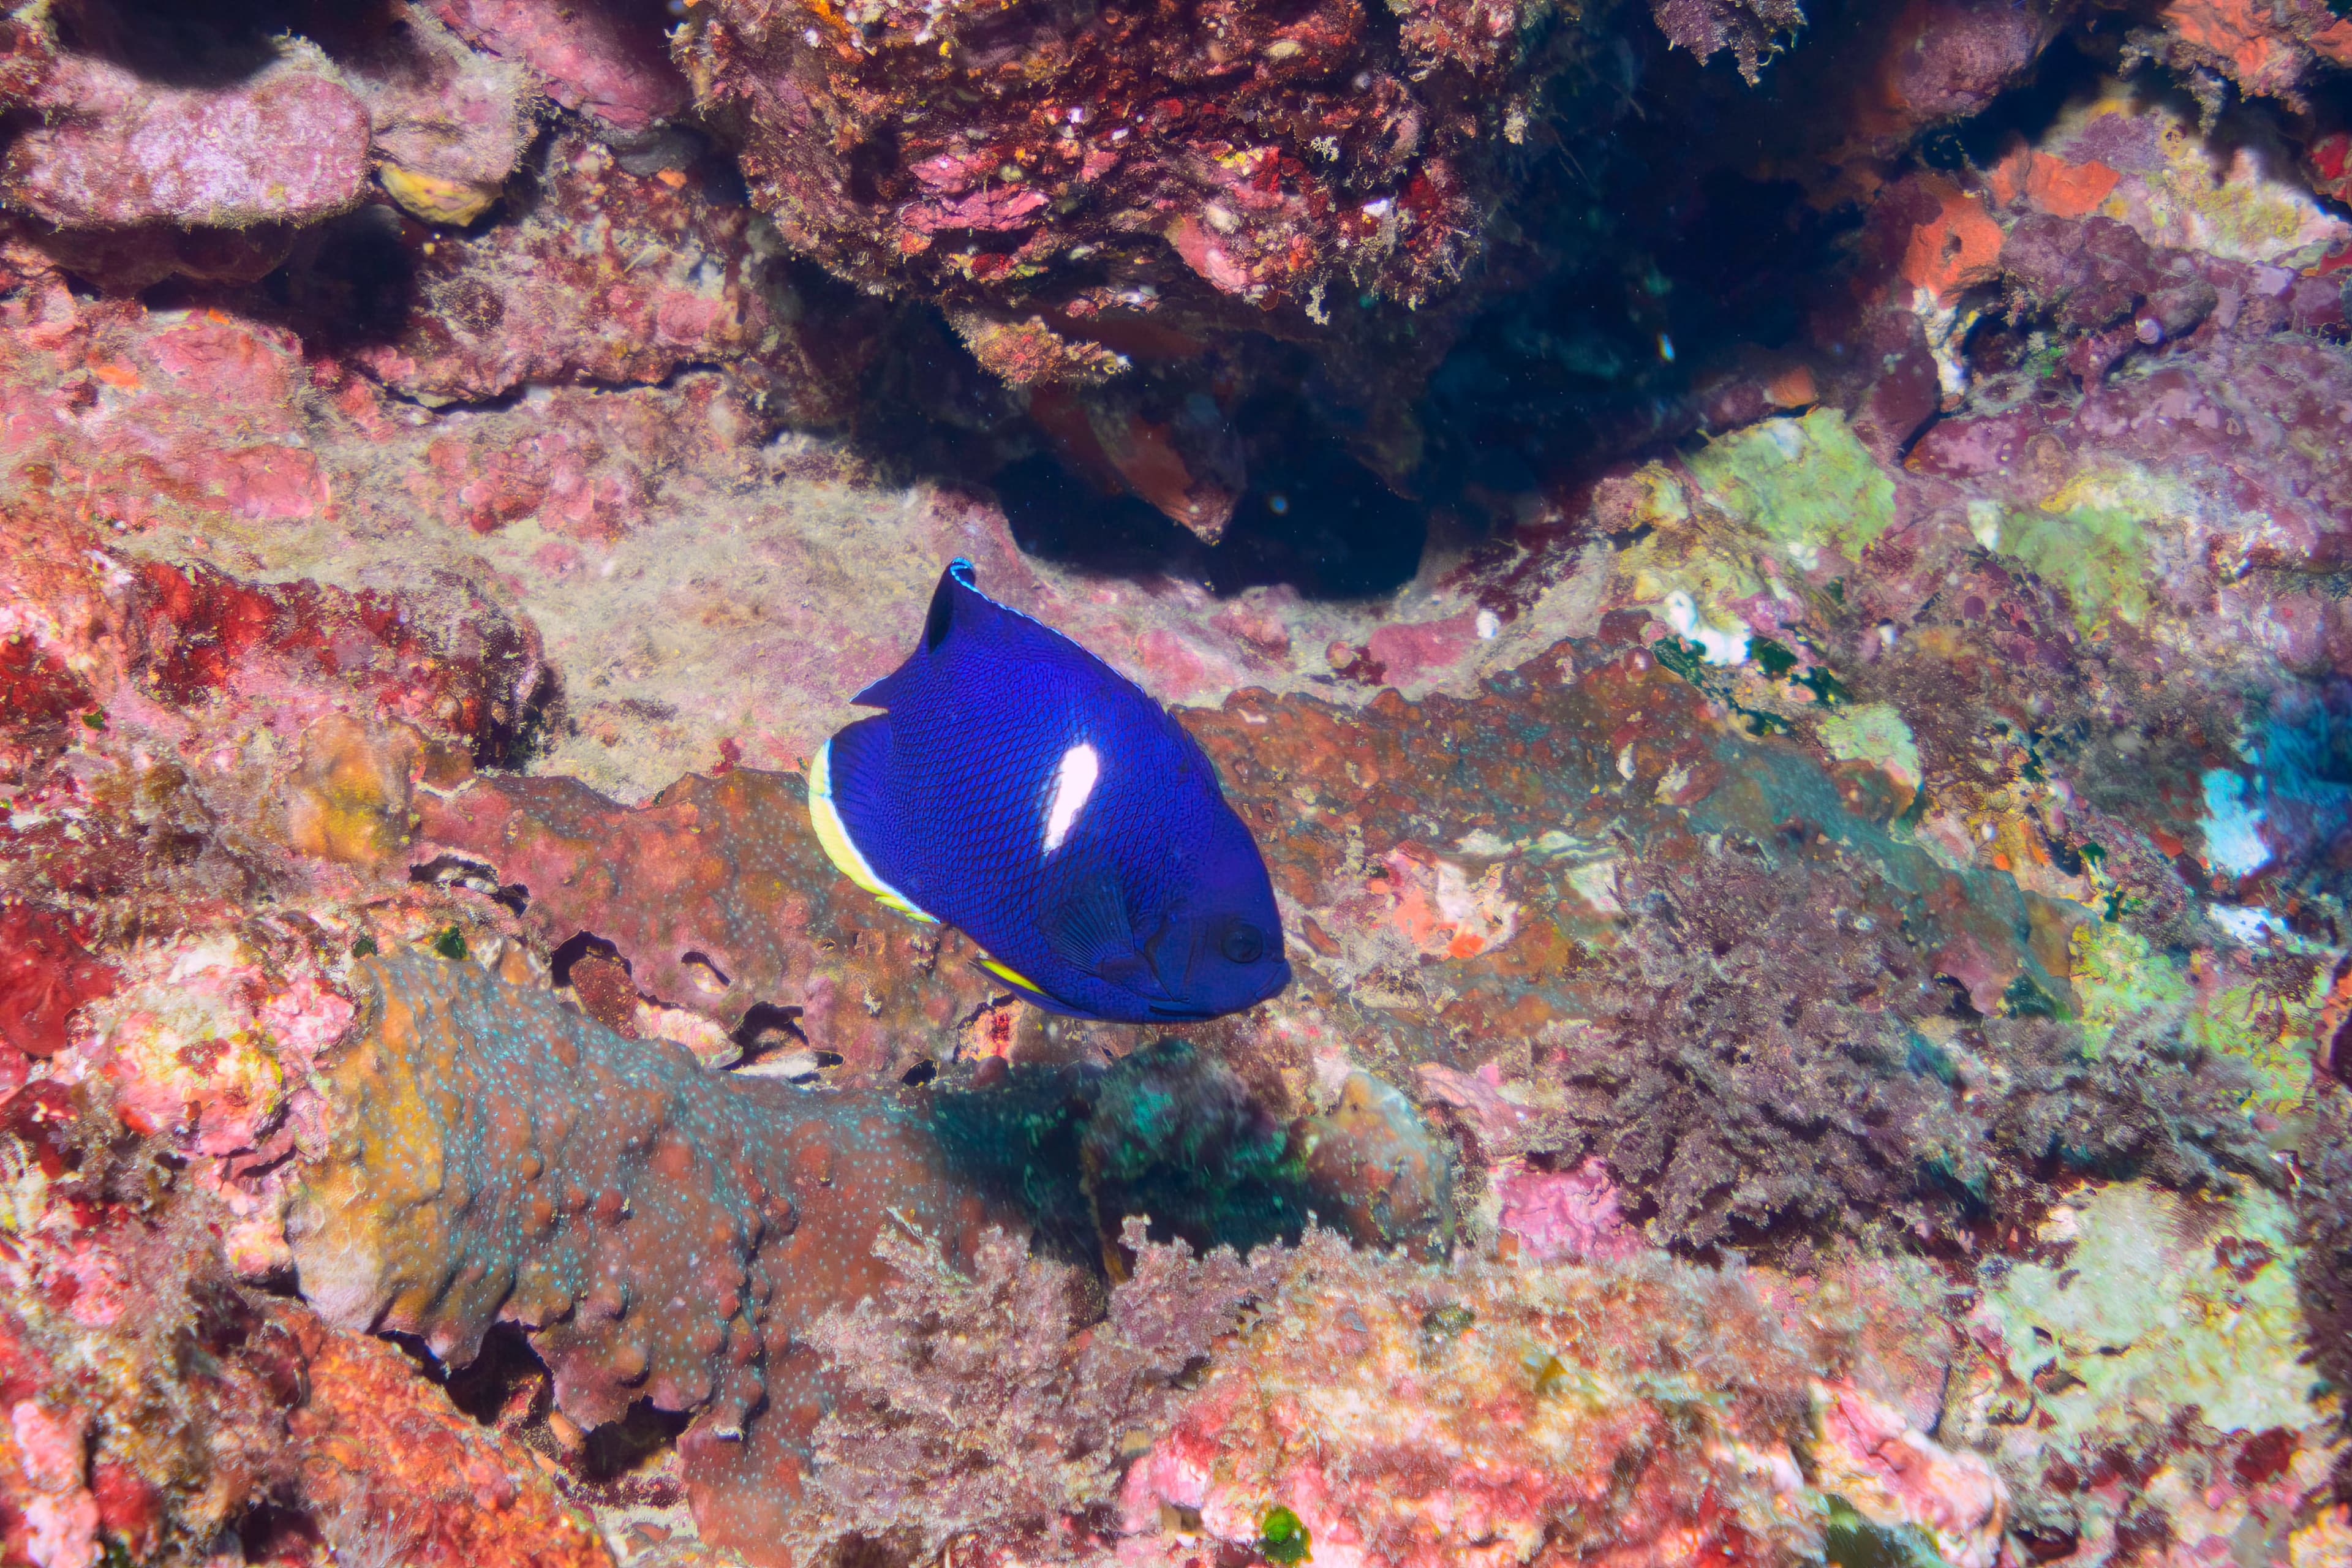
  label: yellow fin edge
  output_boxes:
[976,956,1046,996]
[808,737,938,924]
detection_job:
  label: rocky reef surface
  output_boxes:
[2,0,2350,1564]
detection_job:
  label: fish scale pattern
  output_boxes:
[287,955,1017,1561]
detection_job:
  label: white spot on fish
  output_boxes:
[1042,742,1100,854]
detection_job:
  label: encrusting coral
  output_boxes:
[287,953,1023,1564]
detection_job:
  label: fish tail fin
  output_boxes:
[809,716,937,924]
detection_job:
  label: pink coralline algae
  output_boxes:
[1495,1157,1642,1264]
[432,0,691,132]
[1813,1381,2007,1568]
[351,128,842,405]
[676,0,1596,371]
[1,51,372,231]
[286,954,1021,1564]
[1115,1234,1854,1567]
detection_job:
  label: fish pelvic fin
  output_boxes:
[975,955,1044,994]
[809,730,938,924]
[972,954,1096,1017]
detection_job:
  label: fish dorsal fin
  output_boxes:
[926,558,977,652]
[1044,869,1169,998]
[853,560,982,708]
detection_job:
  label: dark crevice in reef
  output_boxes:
[49,0,399,88]
[929,1038,1371,1269]
[991,402,1431,603]
[548,930,630,990]
[410,855,531,916]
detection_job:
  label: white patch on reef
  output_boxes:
[1663,589,1750,666]
[2207,904,2277,944]
[1042,742,1100,854]
[2199,767,2271,877]
[1966,499,2003,552]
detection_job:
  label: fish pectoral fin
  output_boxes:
[1044,870,1138,968]
[1045,871,1177,1001]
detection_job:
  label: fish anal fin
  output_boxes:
[973,955,1096,1019]
[977,955,1042,993]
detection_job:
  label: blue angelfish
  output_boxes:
[809,560,1291,1023]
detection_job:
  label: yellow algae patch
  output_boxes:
[379,163,502,226]
[283,713,420,866]
[2070,919,2321,1110]
[1815,703,1921,792]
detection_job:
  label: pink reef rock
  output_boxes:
[1117,1234,1828,1567]
[1496,1157,1642,1263]
[432,0,690,132]
[349,4,540,225]
[1814,1381,2008,1568]
[352,128,819,404]
[1,54,371,230]
[676,0,1598,383]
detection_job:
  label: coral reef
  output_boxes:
[676,0,1594,343]
[1650,0,1806,83]
[1952,1179,2332,1562]
[433,0,690,133]
[2,47,372,232]
[0,0,2349,1562]
[346,126,861,411]
[412,766,1000,1077]
[1114,1230,2000,1568]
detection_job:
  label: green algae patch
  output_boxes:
[1686,409,1895,570]
[1822,1496,1950,1568]
[2069,921,2316,1112]
[1996,505,2151,630]
[1815,703,1921,790]
[1260,1504,1313,1564]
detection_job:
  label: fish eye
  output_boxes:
[1219,922,1264,965]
